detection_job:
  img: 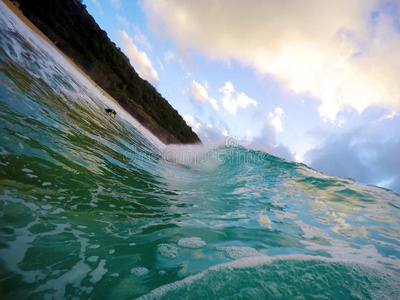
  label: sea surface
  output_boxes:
[1,2,400,299]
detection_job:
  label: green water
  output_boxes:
[1,3,400,299]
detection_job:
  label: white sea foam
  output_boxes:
[257,213,272,229]
[131,267,149,277]
[216,246,262,260]
[178,237,206,249]
[30,227,92,298]
[89,259,107,283]
[158,243,179,259]
[294,220,400,271]
[138,253,400,300]
[272,209,297,220]
[87,256,99,262]
[51,208,64,214]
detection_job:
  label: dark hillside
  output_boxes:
[16,0,201,144]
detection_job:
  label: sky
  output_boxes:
[82,0,400,193]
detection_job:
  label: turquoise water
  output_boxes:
[1,3,400,299]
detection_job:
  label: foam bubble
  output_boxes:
[217,246,262,260]
[295,220,332,241]
[272,209,297,220]
[131,267,149,277]
[89,259,107,283]
[87,256,98,262]
[0,146,9,155]
[158,244,179,259]
[258,213,272,229]
[51,208,64,214]
[178,237,206,249]
[16,133,30,140]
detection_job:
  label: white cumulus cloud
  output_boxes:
[209,98,219,111]
[141,0,400,121]
[189,80,219,111]
[269,107,284,133]
[119,31,159,85]
[219,81,257,115]
[190,80,209,102]
[183,114,194,126]
[182,114,203,133]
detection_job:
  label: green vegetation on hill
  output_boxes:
[17,0,201,144]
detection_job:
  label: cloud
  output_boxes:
[182,114,229,144]
[219,81,257,115]
[110,0,121,10]
[304,115,400,193]
[183,114,194,126]
[134,26,152,50]
[249,125,294,161]
[190,80,209,102]
[185,114,292,158]
[248,108,293,161]
[116,14,129,27]
[269,107,284,133]
[209,98,218,111]
[305,135,373,182]
[189,80,219,111]
[164,51,175,63]
[182,114,204,134]
[91,0,103,15]
[141,0,400,121]
[119,31,159,85]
